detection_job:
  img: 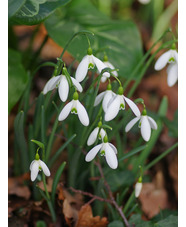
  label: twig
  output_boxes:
[95,161,130,227]
[69,187,112,204]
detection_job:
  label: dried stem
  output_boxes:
[69,187,112,204]
[95,161,130,227]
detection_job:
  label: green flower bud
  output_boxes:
[73,91,79,100]
[87,47,93,55]
[103,135,108,143]
[107,83,112,90]
[35,153,40,160]
[118,86,123,95]
[142,108,147,116]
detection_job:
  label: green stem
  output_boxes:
[144,142,178,171]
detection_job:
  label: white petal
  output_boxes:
[71,77,83,92]
[75,55,89,82]
[85,144,102,162]
[102,91,114,112]
[105,144,118,169]
[104,61,118,77]
[30,160,35,171]
[108,143,118,154]
[39,160,50,177]
[154,50,172,70]
[93,55,110,78]
[94,91,105,106]
[124,96,141,117]
[125,117,140,132]
[100,128,106,140]
[173,50,178,62]
[105,95,121,121]
[87,127,99,146]
[58,76,69,102]
[101,76,108,83]
[76,100,89,126]
[135,182,142,198]
[30,161,39,181]
[58,101,73,121]
[147,116,158,130]
[167,63,178,87]
[140,116,151,141]
[43,76,60,94]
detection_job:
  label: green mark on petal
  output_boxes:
[169,57,175,63]
[88,63,94,69]
[100,150,105,156]
[71,108,77,114]
[120,103,125,110]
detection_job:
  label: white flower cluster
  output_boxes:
[33,44,178,178]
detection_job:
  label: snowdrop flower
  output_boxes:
[105,86,141,122]
[87,121,106,146]
[138,0,151,4]
[85,136,118,169]
[154,49,178,87]
[100,55,118,82]
[125,108,157,142]
[58,92,89,126]
[75,47,109,83]
[135,180,143,198]
[43,67,83,102]
[30,153,50,181]
[94,84,116,112]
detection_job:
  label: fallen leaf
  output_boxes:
[75,204,108,227]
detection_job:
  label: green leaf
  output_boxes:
[51,162,66,205]
[155,215,178,227]
[45,0,143,79]
[105,170,135,192]
[31,139,45,150]
[8,49,28,114]
[108,221,124,227]
[11,0,71,25]
[129,214,153,227]
[36,220,47,227]
[8,0,26,19]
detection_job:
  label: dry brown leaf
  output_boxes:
[139,171,171,218]
[37,177,53,192]
[75,204,108,227]
[8,174,31,200]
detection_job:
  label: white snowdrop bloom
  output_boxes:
[43,73,83,102]
[94,84,116,112]
[58,92,89,126]
[154,49,178,87]
[30,157,50,181]
[125,109,158,142]
[135,182,143,198]
[85,137,118,169]
[75,47,109,83]
[87,125,106,146]
[105,87,140,122]
[100,60,118,83]
[138,0,151,4]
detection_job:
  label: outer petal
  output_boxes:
[30,161,39,181]
[100,128,106,140]
[124,96,141,117]
[58,76,69,102]
[105,144,118,169]
[94,91,106,106]
[125,117,140,132]
[87,127,99,146]
[75,55,89,82]
[30,160,35,171]
[140,116,151,141]
[102,91,113,112]
[76,100,89,126]
[58,101,73,121]
[147,116,158,130]
[43,76,60,94]
[39,160,50,177]
[71,77,83,92]
[85,144,102,162]
[135,182,142,198]
[104,61,118,77]
[101,76,108,83]
[92,55,110,78]
[108,143,117,154]
[167,63,178,87]
[154,50,172,70]
[105,95,121,121]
